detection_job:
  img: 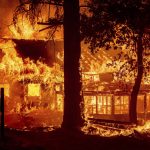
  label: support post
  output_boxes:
[0,88,4,138]
[96,95,98,114]
[111,94,115,115]
[144,93,147,122]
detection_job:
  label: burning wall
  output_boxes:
[0,38,64,128]
[0,35,117,129]
[1,37,150,128]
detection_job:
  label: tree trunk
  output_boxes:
[129,31,144,124]
[62,0,84,129]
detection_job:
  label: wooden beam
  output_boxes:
[39,26,53,32]
[37,20,63,26]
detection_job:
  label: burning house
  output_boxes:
[0,1,149,129]
[0,35,150,129]
[0,38,64,128]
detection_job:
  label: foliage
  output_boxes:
[81,0,150,82]
[81,0,150,48]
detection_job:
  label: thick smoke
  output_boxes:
[0,0,19,37]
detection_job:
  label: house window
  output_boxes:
[84,96,96,114]
[137,95,145,113]
[97,95,112,114]
[0,84,9,97]
[147,94,150,112]
[28,84,40,96]
[114,96,129,114]
[56,94,63,111]
[93,74,100,81]
[84,95,112,115]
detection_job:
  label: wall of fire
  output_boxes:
[1,64,150,124]
[1,83,63,113]
[41,79,150,122]
[0,38,150,127]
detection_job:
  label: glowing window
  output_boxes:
[55,84,61,92]
[84,95,112,115]
[28,84,40,96]
[114,96,129,114]
[137,95,145,113]
[0,84,9,97]
[93,74,100,81]
[97,95,112,115]
[84,96,96,115]
[147,95,150,112]
[56,94,63,111]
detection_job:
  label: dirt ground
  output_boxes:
[0,127,150,150]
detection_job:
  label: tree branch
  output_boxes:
[20,0,63,6]
[37,19,63,26]
[19,1,90,8]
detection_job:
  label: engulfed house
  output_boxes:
[2,77,150,123]
[0,38,150,125]
[55,73,150,123]
[0,39,64,127]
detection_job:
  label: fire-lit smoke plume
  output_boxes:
[0,0,19,37]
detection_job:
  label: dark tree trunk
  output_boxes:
[129,31,144,124]
[62,0,84,129]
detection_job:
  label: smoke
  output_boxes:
[0,0,19,37]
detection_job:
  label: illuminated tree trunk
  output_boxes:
[129,31,144,124]
[62,0,84,129]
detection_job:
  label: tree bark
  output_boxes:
[62,0,84,129]
[129,31,144,124]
